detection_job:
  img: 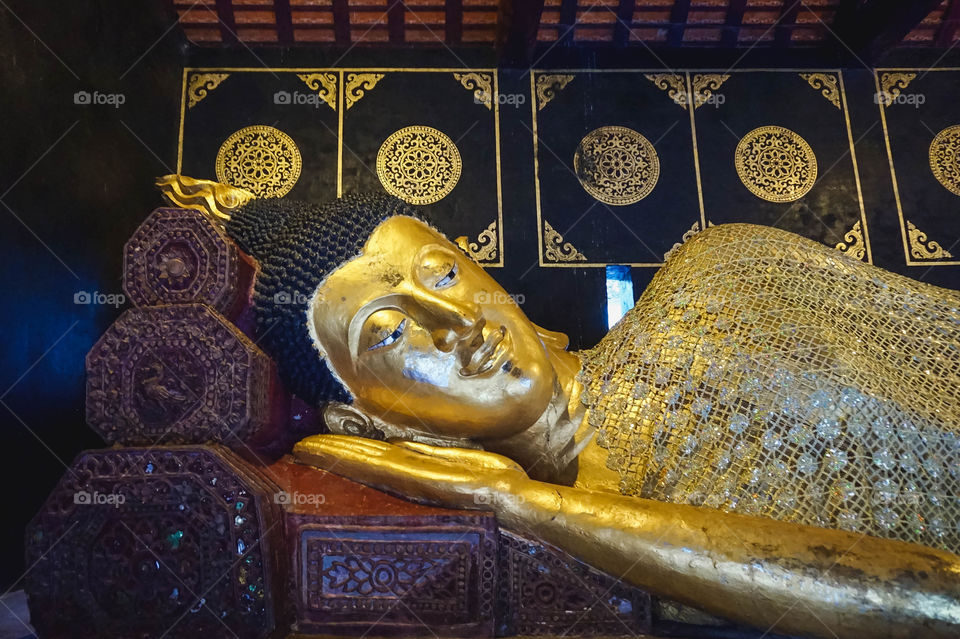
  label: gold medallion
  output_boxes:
[376,126,462,205]
[734,126,817,203]
[573,126,660,206]
[215,125,302,198]
[929,125,960,196]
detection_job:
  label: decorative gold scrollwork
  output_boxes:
[574,126,660,206]
[215,125,302,198]
[467,221,498,262]
[536,74,575,111]
[907,221,954,260]
[345,73,385,109]
[187,73,229,109]
[297,73,338,111]
[834,221,866,261]
[664,221,713,261]
[734,126,817,203]
[376,126,462,205]
[877,72,916,108]
[543,220,586,262]
[454,72,493,110]
[929,125,960,196]
[691,74,729,109]
[799,73,840,109]
[644,74,688,109]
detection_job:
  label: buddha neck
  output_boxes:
[478,342,588,484]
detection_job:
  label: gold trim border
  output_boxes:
[874,67,960,266]
[178,67,504,267]
[530,68,870,268]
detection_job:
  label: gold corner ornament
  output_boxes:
[296,72,338,111]
[453,72,493,110]
[906,220,954,260]
[929,125,960,196]
[187,73,230,109]
[878,72,917,108]
[663,220,713,261]
[834,221,866,261]
[574,126,660,206]
[466,221,498,262]
[734,125,817,203]
[543,220,586,262]
[644,74,688,109]
[215,125,302,198]
[376,126,462,205]
[344,73,385,110]
[535,74,574,111]
[799,73,840,109]
[691,74,729,109]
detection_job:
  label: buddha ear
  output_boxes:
[323,402,386,441]
[531,322,570,351]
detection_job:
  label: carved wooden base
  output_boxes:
[25,446,285,639]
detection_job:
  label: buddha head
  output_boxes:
[222,193,578,478]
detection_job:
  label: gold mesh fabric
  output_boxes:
[577,224,960,554]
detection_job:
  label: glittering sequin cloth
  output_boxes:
[577,224,960,554]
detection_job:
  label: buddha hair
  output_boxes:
[225,193,433,406]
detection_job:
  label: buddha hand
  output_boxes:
[293,434,530,511]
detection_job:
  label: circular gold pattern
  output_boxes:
[376,126,462,205]
[573,126,660,205]
[929,125,960,196]
[734,126,817,203]
[215,125,301,198]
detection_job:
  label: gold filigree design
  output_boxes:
[297,72,338,111]
[799,73,840,109]
[376,126,462,205]
[344,73,385,110]
[187,73,229,109]
[543,220,586,262]
[734,126,817,203]
[466,221,498,262]
[453,72,493,110]
[928,125,960,196]
[644,74,688,109]
[878,72,916,108]
[663,221,714,261]
[834,221,866,260]
[156,175,255,225]
[215,125,302,198]
[906,220,954,260]
[691,74,729,109]
[574,126,660,206]
[536,74,574,111]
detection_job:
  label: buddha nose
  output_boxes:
[411,288,481,353]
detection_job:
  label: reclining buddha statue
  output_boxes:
[160,174,960,639]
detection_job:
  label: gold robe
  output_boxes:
[577,223,960,554]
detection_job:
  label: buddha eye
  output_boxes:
[434,262,458,289]
[368,318,406,351]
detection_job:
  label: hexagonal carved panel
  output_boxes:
[86,304,274,445]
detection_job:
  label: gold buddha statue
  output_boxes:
[160,175,960,639]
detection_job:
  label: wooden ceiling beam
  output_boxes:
[558,0,577,46]
[446,0,464,44]
[667,0,691,47]
[721,0,747,47]
[332,0,351,44]
[832,0,945,62]
[613,0,636,46]
[775,0,800,48]
[274,0,294,44]
[215,0,239,44]
[496,0,547,67]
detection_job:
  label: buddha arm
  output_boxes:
[495,478,960,639]
[294,435,960,639]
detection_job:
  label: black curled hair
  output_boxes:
[225,193,433,405]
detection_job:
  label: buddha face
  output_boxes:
[308,216,557,441]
